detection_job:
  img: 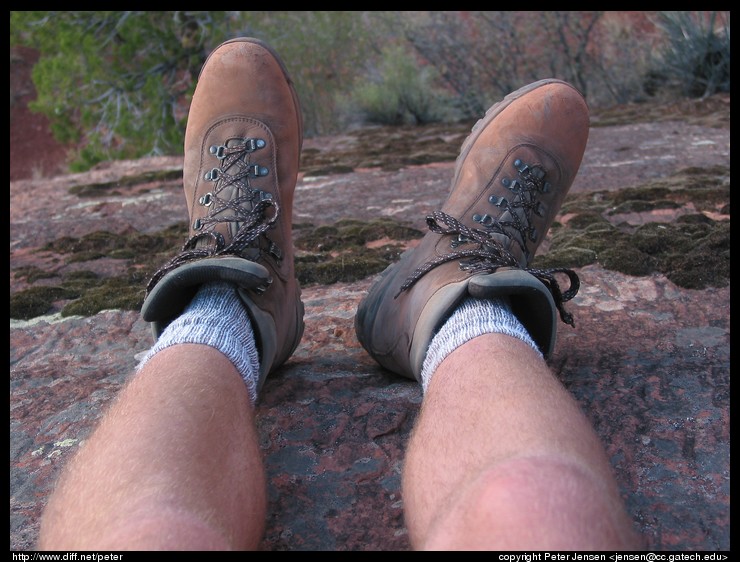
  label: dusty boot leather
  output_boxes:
[141,37,304,391]
[355,79,590,382]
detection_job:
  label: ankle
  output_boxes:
[420,297,540,391]
[138,282,261,401]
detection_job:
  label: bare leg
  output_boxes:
[402,334,642,551]
[38,344,266,550]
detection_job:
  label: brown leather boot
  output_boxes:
[355,79,589,381]
[141,38,304,391]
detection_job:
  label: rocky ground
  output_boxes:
[10,45,730,551]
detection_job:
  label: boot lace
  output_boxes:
[397,159,580,327]
[146,137,279,294]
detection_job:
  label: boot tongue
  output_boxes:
[486,229,526,267]
[191,135,271,260]
[471,161,549,267]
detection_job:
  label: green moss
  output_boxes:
[296,249,391,285]
[633,223,685,256]
[303,165,355,177]
[662,221,730,289]
[43,231,121,262]
[69,169,183,197]
[12,266,58,283]
[10,221,188,320]
[599,242,657,276]
[42,224,187,263]
[537,187,729,290]
[61,277,145,317]
[9,163,730,321]
[532,247,597,270]
[294,217,422,252]
[293,218,419,285]
[9,217,421,319]
[564,166,729,218]
[563,212,611,230]
[10,285,77,320]
[590,95,730,129]
[63,269,101,289]
[609,199,682,214]
[300,122,469,176]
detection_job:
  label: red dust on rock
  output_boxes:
[10,46,70,182]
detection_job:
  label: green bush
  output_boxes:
[10,10,376,168]
[11,11,235,170]
[241,11,376,137]
[347,43,452,126]
[10,11,729,175]
[646,11,730,98]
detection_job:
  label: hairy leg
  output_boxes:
[38,344,266,550]
[403,334,642,550]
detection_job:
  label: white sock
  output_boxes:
[137,281,261,402]
[420,297,541,393]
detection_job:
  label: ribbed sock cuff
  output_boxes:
[137,281,261,402]
[420,296,541,392]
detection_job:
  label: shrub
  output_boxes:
[11,11,236,170]
[646,11,730,98]
[347,43,452,126]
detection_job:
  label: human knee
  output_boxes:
[421,455,637,550]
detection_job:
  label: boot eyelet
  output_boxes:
[473,213,494,226]
[253,190,273,202]
[209,145,226,159]
[489,195,508,208]
[199,193,213,206]
[244,138,267,152]
[248,165,269,177]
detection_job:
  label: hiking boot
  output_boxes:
[355,79,589,381]
[141,37,304,390]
